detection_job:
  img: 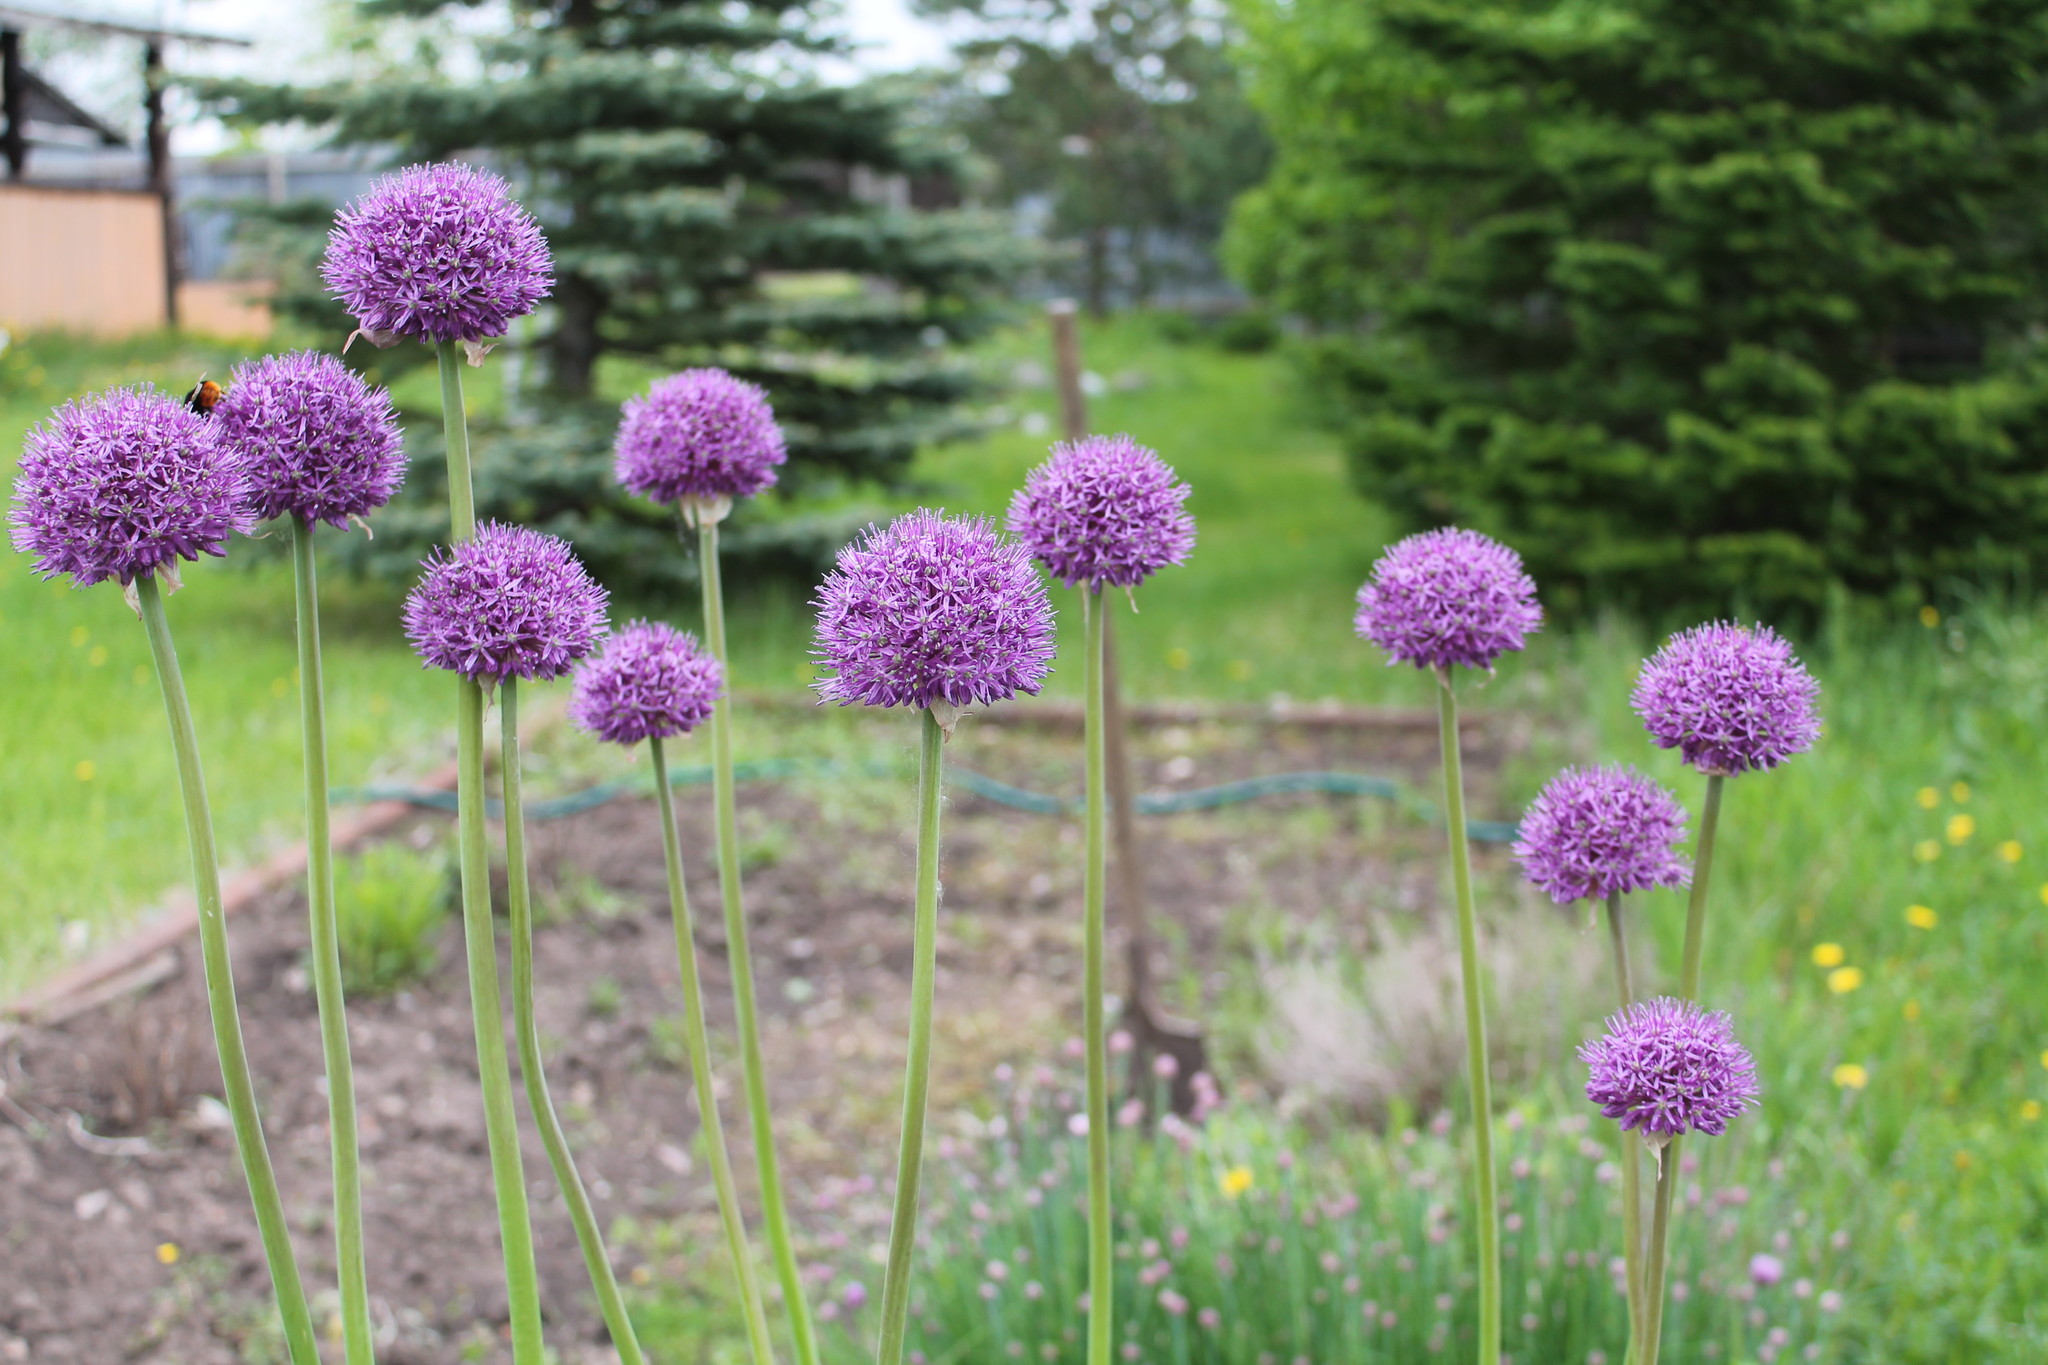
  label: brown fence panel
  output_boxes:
[0,184,166,336]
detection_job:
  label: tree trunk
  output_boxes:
[1085,225,1110,317]
[547,273,602,399]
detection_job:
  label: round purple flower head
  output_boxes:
[1354,527,1542,671]
[324,162,552,346]
[1005,434,1196,590]
[614,368,787,506]
[569,620,724,746]
[403,521,608,684]
[11,385,252,588]
[212,351,406,527]
[1632,622,1821,776]
[1579,997,1760,1139]
[813,509,1055,710]
[1749,1253,1784,1288]
[1513,764,1691,904]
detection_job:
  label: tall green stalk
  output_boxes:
[136,573,320,1365]
[697,513,817,1364]
[437,340,546,1363]
[1082,590,1113,1365]
[289,517,374,1365]
[1639,1145,1679,1365]
[1604,891,1643,1365]
[1434,667,1498,1365]
[502,681,647,1365]
[1677,774,1726,1002]
[875,708,946,1365]
[649,732,780,1364]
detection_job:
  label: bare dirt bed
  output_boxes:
[0,709,1524,1365]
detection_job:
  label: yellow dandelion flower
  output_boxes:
[1220,1166,1254,1199]
[1903,999,1922,1022]
[1918,605,1941,628]
[1915,786,1940,809]
[1914,840,1941,863]
[1811,942,1846,968]
[2023,1101,2042,1123]
[69,624,89,647]
[1955,1150,1974,1171]
[74,760,95,783]
[1905,905,1938,930]
[2040,1049,2048,1071]
[155,1242,179,1265]
[1827,966,1865,994]
[1227,659,1254,681]
[1832,1063,1869,1090]
[1166,647,1191,671]
[1947,814,1976,845]
[1951,781,1971,803]
[630,1265,653,1286]
[1998,840,2023,864]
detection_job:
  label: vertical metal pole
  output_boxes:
[1046,300,1208,1105]
[1,29,26,181]
[144,40,179,327]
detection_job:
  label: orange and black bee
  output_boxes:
[184,377,223,416]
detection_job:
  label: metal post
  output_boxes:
[2,29,26,180]
[144,40,178,326]
[1046,300,1209,1109]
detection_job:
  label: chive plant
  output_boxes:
[326,160,555,1363]
[811,510,1056,1365]
[1007,434,1194,1365]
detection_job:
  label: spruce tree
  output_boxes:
[200,0,1024,593]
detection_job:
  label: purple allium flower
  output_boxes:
[211,351,405,527]
[1005,434,1195,589]
[569,620,723,745]
[1513,764,1691,903]
[614,368,787,506]
[1353,527,1542,671]
[1632,622,1821,776]
[1750,1253,1784,1288]
[323,162,552,346]
[11,386,251,588]
[403,521,607,684]
[812,509,1055,710]
[1579,997,1760,1139]
[842,1281,868,1312]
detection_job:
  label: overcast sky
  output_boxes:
[26,0,958,153]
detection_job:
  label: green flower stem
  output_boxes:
[290,516,374,1365]
[649,731,779,1364]
[1677,774,1726,1002]
[697,515,817,1365]
[1433,667,1498,1365]
[502,680,647,1365]
[876,707,945,1365]
[136,573,319,1365]
[437,339,546,1364]
[1639,1142,1679,1365]
[1605,891,1643,1365]
[1083,589,1113,1365]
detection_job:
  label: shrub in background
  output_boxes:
[335,843,451,998]
[1229,0,2048,616]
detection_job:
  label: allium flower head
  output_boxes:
[323,162,552,345]
[614,368,787,506]
[1580,997,1760,1139]
[569,620,723,745]
[813,509,1054,710]
[1005,434,1195,589]
[403,521,607,684]
[1513,764,1691,903]
[1354,527,1542,671]
[11,385,252,587]
[1632,622,1820,776]
[212,351,405,527]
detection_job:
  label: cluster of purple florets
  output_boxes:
[324,162,552,346]
[1633,622,1822,776]
[403,522,609,684]
[570,621,724,745]
[1580,997,1761,1138]
[1007,434,1195,590]
[1354,527,1543,671]
[213,351,406,527]
[614,369,787,505]
[813,510,1055,710]
[11,386,252,588]
[1513,765,1691,904]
